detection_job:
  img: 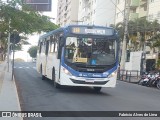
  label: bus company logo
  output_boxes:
[87,73,93,77]
[2,112,11,117]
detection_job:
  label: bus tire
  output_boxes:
[52,69,61,88]
[93,87,102,92]
[54,81,61,89]
[52,68,55,81]
[40,65,46,80]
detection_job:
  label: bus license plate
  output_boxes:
[85,79,94,83]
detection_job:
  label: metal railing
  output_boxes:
[117,69,140,83]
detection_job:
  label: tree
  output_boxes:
[28,46,38,58]
[115,18,160,52]
[0,0,58,60]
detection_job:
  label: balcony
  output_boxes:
[129,13,138,21]
[130,0,139,8]
[140,1,147,7]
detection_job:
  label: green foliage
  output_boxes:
[115,18,160,51]
[28,46,38,58]
[0,0,58,34]
[0,0,59,60]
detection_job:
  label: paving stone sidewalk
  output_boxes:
[0,61,22,120]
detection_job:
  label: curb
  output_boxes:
[13,75,23,120]
[0,61,23,120]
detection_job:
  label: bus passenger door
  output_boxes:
[45,40,50,78]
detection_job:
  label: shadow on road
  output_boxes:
[42,78,112,96]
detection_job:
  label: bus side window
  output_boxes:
[39,42,42,53]
[49,35,54,53]
[54,36,58,52]
[42,40,46,53]
[57,37,64,59]
[45,40,49,55]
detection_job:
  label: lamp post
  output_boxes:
[120,0,130,70]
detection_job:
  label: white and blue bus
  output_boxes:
[36,25,119,92]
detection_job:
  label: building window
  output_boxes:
[150,0,154,3]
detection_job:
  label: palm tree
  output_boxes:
[116,18,160,52]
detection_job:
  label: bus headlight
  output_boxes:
[108,71,117,78]
[62,67,72,76]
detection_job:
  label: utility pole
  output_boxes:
[120,0,130,70]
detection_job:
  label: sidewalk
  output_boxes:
[0,61,22,120]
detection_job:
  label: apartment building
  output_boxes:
[57,0,79,26]
[148,0,160,22]
[115,0,148,24]
[78,0,116,26]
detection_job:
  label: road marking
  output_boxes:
[14,66,36,69]
[33,67,36,69]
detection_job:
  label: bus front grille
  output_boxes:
[70,78,108,85]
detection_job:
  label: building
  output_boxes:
[115,0,148,24]
[57,0,79,26]
[115,0,160,72]
[148,0,160,22]
[78,0,116,26]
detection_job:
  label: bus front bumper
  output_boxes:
[59,72,117,87]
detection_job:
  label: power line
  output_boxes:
[110,0,124,15]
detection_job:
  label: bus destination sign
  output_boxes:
[71,27,113,35]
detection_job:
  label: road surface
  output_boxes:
[14,62,160,120]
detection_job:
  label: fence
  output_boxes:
[117,69,141,83]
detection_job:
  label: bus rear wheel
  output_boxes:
[52,69,61,89]
[93,87,102,92]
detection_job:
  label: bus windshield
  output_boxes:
[64,37,117,66]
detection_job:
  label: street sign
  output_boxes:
[23,0,52,11]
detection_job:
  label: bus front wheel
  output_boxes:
[93,87,102,92]
[54,81,61,89]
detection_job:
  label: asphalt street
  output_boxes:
[14,62,160,120]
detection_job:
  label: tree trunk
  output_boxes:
[0,53,3,61]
